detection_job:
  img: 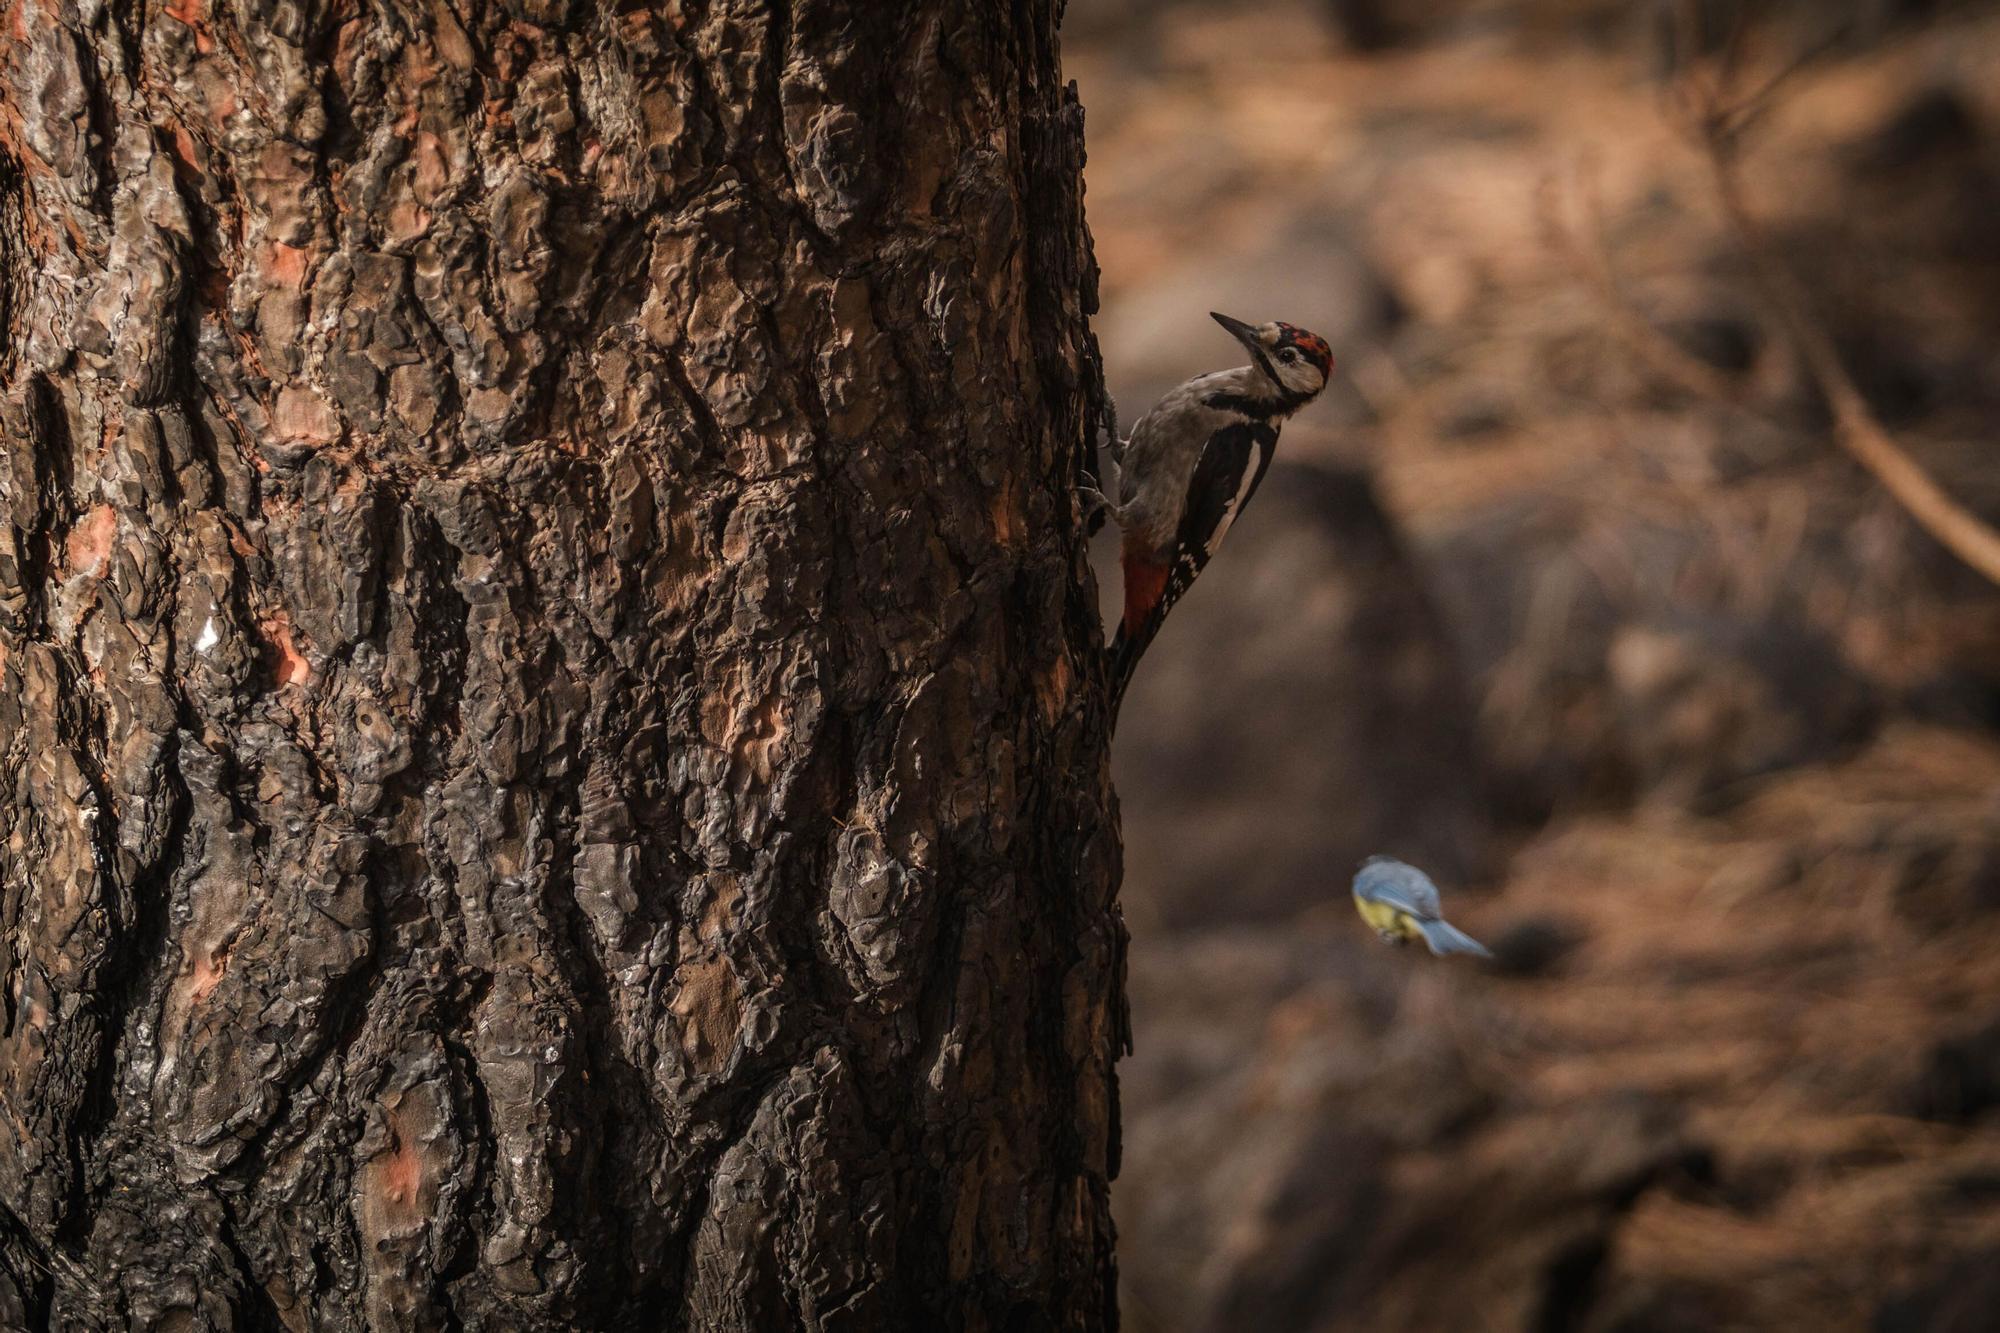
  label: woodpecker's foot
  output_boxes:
[1076,482,1118,527]
[1078,454,1125,529]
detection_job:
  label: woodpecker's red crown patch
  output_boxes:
[1274,324,1334,375]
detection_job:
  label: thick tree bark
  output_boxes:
[0,2,1123,1328]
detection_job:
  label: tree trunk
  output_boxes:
[0,2,1123,1328]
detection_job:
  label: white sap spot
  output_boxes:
[194,618,219,652]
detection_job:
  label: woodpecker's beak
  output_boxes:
[1210,311,1262,355]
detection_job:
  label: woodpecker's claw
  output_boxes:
[1078,453,1125,529]
[1077,483,1116,525]
[1078,453,1125,532]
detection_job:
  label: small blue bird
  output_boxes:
[1352,856,1491,959]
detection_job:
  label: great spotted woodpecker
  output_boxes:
[1089,311,1335,715]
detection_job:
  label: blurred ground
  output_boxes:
[1071,2,2000,1328]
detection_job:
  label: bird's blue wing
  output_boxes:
[1353,859,1443,920]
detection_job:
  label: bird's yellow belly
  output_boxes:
[1356,897,1421,940]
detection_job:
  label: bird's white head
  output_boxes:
[1211,311,1336,401]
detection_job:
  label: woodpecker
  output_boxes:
[1091,311,1335,716]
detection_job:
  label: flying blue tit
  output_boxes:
[1352,856,1492,959]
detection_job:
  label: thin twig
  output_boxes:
[1662,0,2000,587]
[1543,164,1747,407]
[1583,0,2000,589]
[1701,151,2000,586]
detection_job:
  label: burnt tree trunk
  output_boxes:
[0,2,1123,1328]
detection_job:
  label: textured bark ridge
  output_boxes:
[0,2,1123,1327]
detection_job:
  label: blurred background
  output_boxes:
[1070,1,2000,1328]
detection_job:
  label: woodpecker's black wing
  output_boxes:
[1175,420,1280,568]
[1108,420,1277,717]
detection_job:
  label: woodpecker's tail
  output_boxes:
[1106,624,1148,723]
[1416,917,1492,959]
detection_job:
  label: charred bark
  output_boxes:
[0,2,1123,1328]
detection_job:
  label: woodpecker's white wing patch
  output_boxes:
[1204,449,1265,558]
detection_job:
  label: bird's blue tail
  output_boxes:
[1418,918,1491,959]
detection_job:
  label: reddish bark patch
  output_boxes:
[221,518,260,562]
[990,478,1024,546]
[385,201,432,244]
[265,241,309,289]
[63,505,118,578]
[330,15,365,90]
[429,0,474,69]
[167,126,203,178]
[189,948,225,1000]
[668,954,743,1073]
[1035,653,1073,723]
[188,948,227,1004]
[161,0,214,52]
[410,131,449,203]
[258,610,311,687]
[380,1118,422,1210]
[273,387,341,444]
[195,257,231,314]
[697,875,743,944]
[729,692,785,788]
[361,1101,439,1241]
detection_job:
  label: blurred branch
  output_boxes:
[1697,146,2000,587]
[1574,0,2000,589]
[1544,164,1746,407]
